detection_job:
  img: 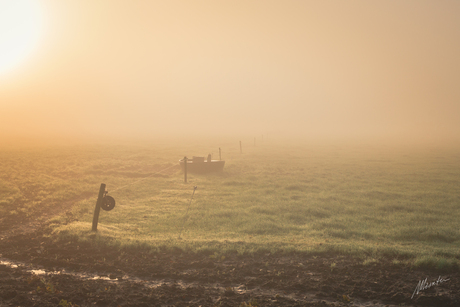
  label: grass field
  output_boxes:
[2,138,460,269]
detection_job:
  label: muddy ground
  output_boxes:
[0,215,458,307]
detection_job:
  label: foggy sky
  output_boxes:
[1,0,460,143]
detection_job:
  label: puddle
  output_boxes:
[0,257,204,286]
[1,259,62,276]
[1,258,113,280]
[0,260,18,268]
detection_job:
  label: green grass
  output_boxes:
[2,138,460,268]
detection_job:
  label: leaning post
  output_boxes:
[184,156,188,183]
[92,183,106,231]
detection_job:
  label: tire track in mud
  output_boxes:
[1,257,397,307]
[2,232,459,307]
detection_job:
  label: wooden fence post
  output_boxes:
[184,156,188,183]
[92,183,106,231]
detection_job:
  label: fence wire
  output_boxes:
[109,163,179,194]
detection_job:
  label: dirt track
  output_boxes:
[0,215,458,306]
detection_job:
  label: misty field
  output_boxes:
[1,139,460,269]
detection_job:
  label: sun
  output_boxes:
[0,0,43,76]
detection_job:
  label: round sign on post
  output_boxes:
[101,195,116,211]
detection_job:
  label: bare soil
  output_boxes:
[0,214,458,307]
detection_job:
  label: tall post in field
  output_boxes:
[240,141,242,154]
[92,183,106,231]
[184,156,188,183]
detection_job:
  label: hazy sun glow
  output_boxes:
[0,1,459,143]
[0,0,43,76]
